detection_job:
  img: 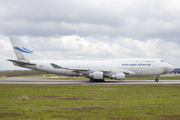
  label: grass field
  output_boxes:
[0,85,180,120]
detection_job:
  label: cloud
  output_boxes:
[0,0,180,70]
[1,34,180,70]
[0,0,180,41]
[23,35,180,61]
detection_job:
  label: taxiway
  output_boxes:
[0,77,180,85]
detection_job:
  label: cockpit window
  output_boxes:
[161,60,165,62]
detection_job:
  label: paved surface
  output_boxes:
[0,77,180,85]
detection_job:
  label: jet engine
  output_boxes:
[109,73,125,80]
[89,71,103,79]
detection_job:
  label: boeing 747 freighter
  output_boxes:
[7,37,174,82]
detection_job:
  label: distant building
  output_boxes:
[171,68,180,74]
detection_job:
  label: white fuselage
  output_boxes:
[26,58,174,78]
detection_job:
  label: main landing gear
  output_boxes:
[90,79,105,82]
[155,76,159,82]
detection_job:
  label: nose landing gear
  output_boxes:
[155,76,159,82]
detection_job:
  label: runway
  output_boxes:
[0,77,180,85]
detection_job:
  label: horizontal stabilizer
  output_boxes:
[7,59,36,65]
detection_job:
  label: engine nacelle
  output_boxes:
[89,71,103,79]
[109,73,125,80]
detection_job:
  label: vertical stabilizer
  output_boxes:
[9,37,44,60]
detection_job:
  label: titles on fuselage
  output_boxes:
[122,64,151,66]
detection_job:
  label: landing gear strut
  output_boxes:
[155,76,159,82]
[90,79,93,82]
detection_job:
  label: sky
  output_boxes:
[0,0,180,70]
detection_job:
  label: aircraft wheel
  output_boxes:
[155,79,159,82]
[96,79,100,82]
[99,79,104,82]
[90,79,105,82]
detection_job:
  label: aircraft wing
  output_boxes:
[123,70,136,75]
[98,70,111,72]
[7,59,36,65]
[51,63,90,71]
[50,63,136,75]
[68,68,90,71]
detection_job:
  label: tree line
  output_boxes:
[0,70,47,77]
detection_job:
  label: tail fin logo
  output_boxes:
[14,47,33,53]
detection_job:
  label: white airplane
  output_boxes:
[7,37,174,82]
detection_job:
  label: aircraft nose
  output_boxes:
[165,65,174,73]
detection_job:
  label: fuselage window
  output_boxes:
[161,60,164,62]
